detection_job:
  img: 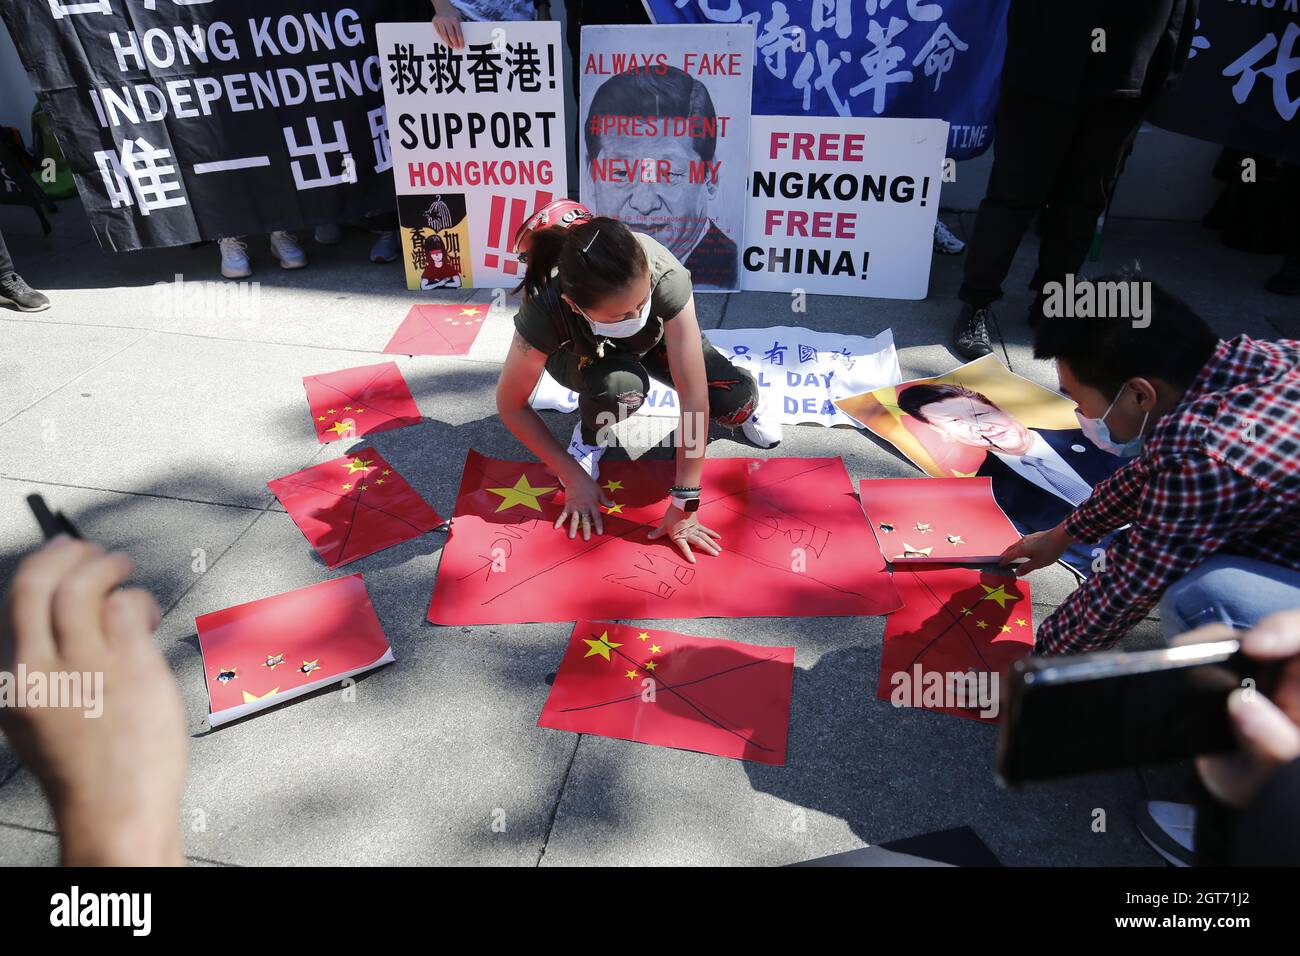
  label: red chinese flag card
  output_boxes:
[427,450,902,625]
[877,565,1034,724]
[539,620,795,764]
[195,574,394,728]
[858,477,1021,564]
[267,448,445,568]
[303,361,421,443]
[383,303,488,357]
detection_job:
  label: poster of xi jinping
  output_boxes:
[836,354,1126,578]
[579,24,754,292]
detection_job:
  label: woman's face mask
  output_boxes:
[1076,384,1149,458]
[579,296,652,340]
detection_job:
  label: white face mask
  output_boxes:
[579,296,651,340]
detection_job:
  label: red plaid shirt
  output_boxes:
[1035,336,1300,655]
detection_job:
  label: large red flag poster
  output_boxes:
[427,450,902,625]
[877,565,1034,724]
[383,303,488,357]
[195,575,394,728]
[858,477,1020,564]
[268,449,445,568]
[538,620,795,764]
[302,361,422,443]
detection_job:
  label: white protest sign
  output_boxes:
[579,24,754,292]
[742,116,948,299]
[530,326,901,428]
[376,21,568,290]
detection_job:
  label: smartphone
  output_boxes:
[26,493,83,540]
[995,640,1280,785]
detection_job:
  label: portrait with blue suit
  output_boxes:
[897,382,1124,578]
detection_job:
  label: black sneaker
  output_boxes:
[951,303,994,360]
[1265,255,1300,296]
[0,272,51,312]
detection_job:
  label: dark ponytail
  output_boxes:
[521,216,648,310]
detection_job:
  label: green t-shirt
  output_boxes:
[512,232,693,360]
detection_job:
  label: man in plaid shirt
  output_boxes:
[1000,278,1300,655]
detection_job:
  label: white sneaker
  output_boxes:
[1135,800,1196,867]
[741,388,782,448]
[567,421,607,482]
[270,230,307,269]
[934,219,966,255]
[369,230,401,263]
[314,224,342,245]
[218,237,251,279]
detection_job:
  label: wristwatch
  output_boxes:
[670,487,701,513]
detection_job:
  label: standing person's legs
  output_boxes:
[1159,554,1300,638]
[0,226,13,276]
[1033,96,1149,303]
[958,93,1078,309]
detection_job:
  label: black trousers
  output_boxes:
[0,227,14,276]
[545,337,757,445]
[959,91,1151,308]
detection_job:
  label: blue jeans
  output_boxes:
[1161,554,1300,638]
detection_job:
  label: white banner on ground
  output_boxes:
[579,24,754,293]
[377,20,568,290]
[741,116,948,299]
[530,326,901,428]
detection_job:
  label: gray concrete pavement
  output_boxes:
[0,196,1292,866]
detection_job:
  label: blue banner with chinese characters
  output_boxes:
[645,0,1011,161]
[1148,4,1299,164]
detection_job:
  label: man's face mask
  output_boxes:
[1076,384,1149,457]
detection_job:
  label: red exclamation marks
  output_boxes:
[484,194,507,271]
[486,190,555,276]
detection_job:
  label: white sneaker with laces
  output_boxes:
[218,237,251,279]
[741,388,782,448]
[566,421,607,482]
[934,218,966,255]
[270,230,308,270]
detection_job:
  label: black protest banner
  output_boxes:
[0,0,428,250]
[1148,4,1299,164]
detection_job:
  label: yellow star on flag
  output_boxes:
[649,644,662,654]
[344,458,374,475]
[947,534,965,545]
[487,474,558,512]
[604,502,624,514]
[624,669,639,680]
[636,632,650,641]
[980,583,1015,608]
[602,479,624,492]
[1000,625,1013,634]
[582,632,622,660]
[976,620,989,630]
[897,543,932,558]
[459,306,482,316]
[242,687,279,703]
[645,660,657,671]
[1016,618,1028,627]
[952,469,979,478]
[327,421,354,437]
[341,483,353,491]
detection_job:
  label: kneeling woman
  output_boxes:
[495,200,780,562]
